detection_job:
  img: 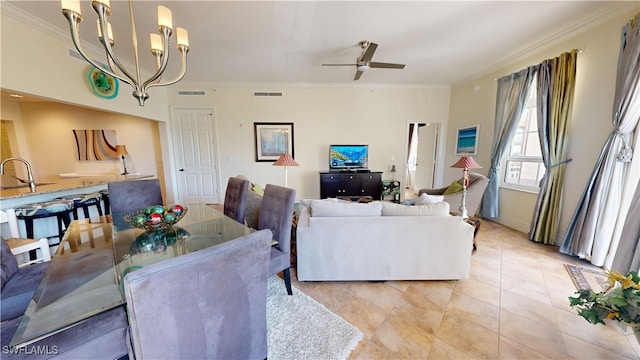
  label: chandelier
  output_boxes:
[61,0,189,106]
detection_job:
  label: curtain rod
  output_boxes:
[493,48,584,81]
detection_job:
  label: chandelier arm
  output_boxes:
[141,27,173,89]
[146,46,189,89]
[105,56,126,80]
[94,7,139,88]
[62,9,135,88]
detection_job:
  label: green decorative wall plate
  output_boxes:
[87,67,119,99]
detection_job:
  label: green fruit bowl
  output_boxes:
[123,205,188,233]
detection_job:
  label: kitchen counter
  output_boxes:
[0,174,153,210]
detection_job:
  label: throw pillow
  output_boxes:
[252,183,265,196]
[300,198,340,212]
[415,193,444,205]
[310,200,382,217]
[381,202,450,216]
[401,197,418,206]
[443,180,464,195]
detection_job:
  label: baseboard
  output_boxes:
[493,216,530,234]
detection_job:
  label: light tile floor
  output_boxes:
[290,219,640,359]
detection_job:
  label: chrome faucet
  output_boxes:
[0,157,36,192]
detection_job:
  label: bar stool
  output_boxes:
[99,189,110,215]
[14,199,75,246]
[55,192,104,220]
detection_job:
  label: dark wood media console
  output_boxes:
[319,171,383,200]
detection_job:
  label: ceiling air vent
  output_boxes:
[254,92,283,97]
[177,90,207,96]
[67,48,108,69]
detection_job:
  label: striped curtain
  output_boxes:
[560,13,640,266]
[479,67,536,218]
[529,50,577,244]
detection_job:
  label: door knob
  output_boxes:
[179,169,184,172]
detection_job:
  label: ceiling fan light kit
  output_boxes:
[61,0,190,106]
[323,40,406,81]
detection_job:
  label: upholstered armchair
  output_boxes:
[124,229,273,359]
[419,173,489,217]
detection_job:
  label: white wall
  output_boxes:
[447,9,639,238]
[166,85,451,199]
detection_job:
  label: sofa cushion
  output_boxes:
[444,180,464,195]
[381,202,450,216]
[415,193,444,205]
[300,198,340,210]
[252,183,265,196]
[1,237,18,290]
[311,200,382,217]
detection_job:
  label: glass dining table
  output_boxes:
[10,203,252,348]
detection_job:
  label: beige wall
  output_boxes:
[1,101,160,181]
[1,10,169,122]
[447,9,639,236]
[166,85,451,199]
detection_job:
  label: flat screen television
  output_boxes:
[329,145,368,170]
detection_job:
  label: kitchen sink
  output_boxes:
[0,182,54,190]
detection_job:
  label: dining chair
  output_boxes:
[223,176,250,224]
[0,209,51,267]
[108,179,163,225]
[124,229,273,360]
[258,184,296,295]
[0,306,128,360]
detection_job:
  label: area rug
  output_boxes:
[564,264,609,292]
[267,277,363,360]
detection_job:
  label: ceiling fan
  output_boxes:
[322,41,406,80]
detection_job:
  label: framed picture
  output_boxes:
[254,122,294,162]
[455,125,479,155]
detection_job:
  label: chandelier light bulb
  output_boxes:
[176,28,189,47]
[157,6,172,29]
[61,0,81,14]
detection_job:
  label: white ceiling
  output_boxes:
[3,1,639,87]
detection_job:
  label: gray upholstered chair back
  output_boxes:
[223,177,250,223]
[124,229,273,360]
[108,179,163,224]
[258,184,296,295]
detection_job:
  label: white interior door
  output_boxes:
[414,123,439,192]
[172,108,220,204]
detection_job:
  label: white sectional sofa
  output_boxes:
[296,199,475,281]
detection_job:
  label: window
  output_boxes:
[501,80,544,192]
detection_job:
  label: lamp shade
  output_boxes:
[451,156,482,169]
[273,153,299,167]
[115,145,129,157]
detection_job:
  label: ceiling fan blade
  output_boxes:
[354,70,364,81]
[370,62,406,69]
[322,63,357,67]
[359,42,378,63]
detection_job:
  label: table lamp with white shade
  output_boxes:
[450,156,482,218]
[273,153,299,187]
